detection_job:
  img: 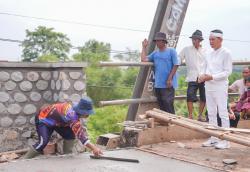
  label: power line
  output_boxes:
[0,12,148,33]
[0,38,22,43]
[1,12,250,43]
[71,46,139,55]
[0,37,139,55]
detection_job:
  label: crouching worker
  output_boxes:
[23,96,103,159]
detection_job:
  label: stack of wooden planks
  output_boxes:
[145,108,250,147]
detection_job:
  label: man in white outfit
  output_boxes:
[198,29,232,149]
[179,30,206,121]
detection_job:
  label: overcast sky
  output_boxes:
[0,0,250,61]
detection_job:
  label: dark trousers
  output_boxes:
[155,87,175,114]
[205,111,240,128]
[217,112,240,128]
[33,117,75,152]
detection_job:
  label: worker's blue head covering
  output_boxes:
[73,96,94,115]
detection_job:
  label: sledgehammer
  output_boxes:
[90,155,139,163]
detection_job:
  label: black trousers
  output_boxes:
[155,87,175,114]
[205,111,240,128]
[217,112,240,128]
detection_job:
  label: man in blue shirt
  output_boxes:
[141,32,179,113]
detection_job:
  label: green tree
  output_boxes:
[73,39,110,66]
[229,72,241,85]
[73,40,126,104]
[113,48,140,62]
[36,54,60,62]
[88,106,127,142]
[21,26,71,62]
[121,67,139,87]
[113,48,140,94]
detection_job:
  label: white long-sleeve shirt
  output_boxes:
[202,47,232,91]
[178,46,206,82]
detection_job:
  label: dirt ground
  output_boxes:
[138,138,250,172]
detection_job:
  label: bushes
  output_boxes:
[87,106,127,142]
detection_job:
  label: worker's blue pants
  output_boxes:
[33,116,75,152]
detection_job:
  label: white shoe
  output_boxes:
[202,137,219,147]
[215,140,230,149]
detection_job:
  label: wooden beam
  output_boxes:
[0,148,29,156]
[146,110,250,147]
[99,61,153,67]
[99,61,250,67]
[153,108,250,134]
[99,93,239,106]
[99,97,157,106]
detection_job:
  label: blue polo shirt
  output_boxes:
[148,48,178,89]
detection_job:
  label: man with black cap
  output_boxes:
[179,30,206,121]
[23,96,103,159]
[198,29,232,149]
[141,32,179,114]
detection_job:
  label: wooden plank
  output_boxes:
[99,61,153,67]
[146,110,250,147]
[0,148,29,156]
[99,97,157,106]
[99,61,250,67]
[96,133,120,149]
[153,108,250,134]
[99,93,239,106]
[205,126,250,134]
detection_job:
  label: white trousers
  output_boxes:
[206,88,229,128]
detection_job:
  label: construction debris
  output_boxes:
[0,148,29,157]
[0,153,19,163]
[118,118,155,129]
[96,133,120,149]
[223,159,237,165]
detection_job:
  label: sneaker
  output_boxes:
[215,140,230,149]
[202,137,219,147]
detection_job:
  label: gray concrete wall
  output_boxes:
[0,62,87,152]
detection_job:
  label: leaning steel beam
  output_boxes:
[127,0,190,121]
